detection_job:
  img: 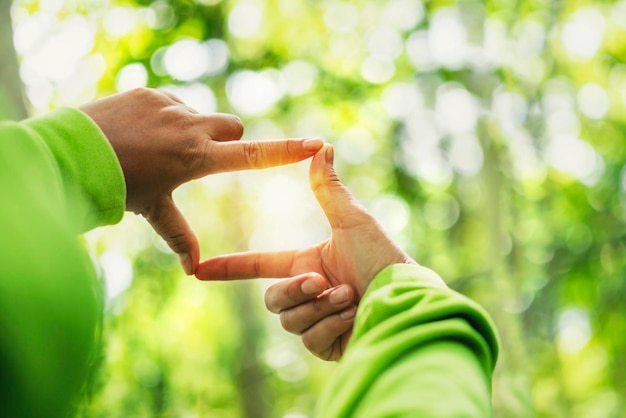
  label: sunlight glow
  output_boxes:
[435,86,479,135]
[369,195,410,234]
[100,250,133,303]
[557,308,591,354]
[448,134,484,176]
[577,83,610,120]
[164,39,210,81]
[382,82,423,120]
[545,135,604,184]
[383,0,424,31]
[368,27,404,60]
[116,63,148,92]
[492,90,528,133]
[323,2,359,33]
[429,8,467,69]
[360,55,395,84]
[13,11,54,55]
[228,3,263,38]
[561,8,605,59]
[162,83,217,115]
[424,195,460,230]
[227,70,281,116]
[336,127,377,164]
[279,60,318,96]
[21,15,94,83]
[406,31,433,70]
[103,7,137,37]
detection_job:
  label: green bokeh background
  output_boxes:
[3,0,626,417]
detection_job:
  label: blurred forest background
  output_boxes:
[2,0,626,416]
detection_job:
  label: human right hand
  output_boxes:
[81,88,323,274]
[196,144,428,359]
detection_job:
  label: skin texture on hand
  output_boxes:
[196,144,419,360]
[80,88,323,275]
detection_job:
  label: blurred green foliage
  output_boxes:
[5,0,626,416]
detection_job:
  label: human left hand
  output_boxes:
[81,88,323,274]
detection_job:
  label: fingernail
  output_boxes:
[303,138,324,151]
[325,145,334,165]
[179,253,193,275]
[301,278,323,295]
[339,306,357,320]
[329,285,349,304]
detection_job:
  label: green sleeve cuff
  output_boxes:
[355,263,500,369]
[364,263,448,296]
[23,108,126,231]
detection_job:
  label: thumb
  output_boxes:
[143,196,199,275]
[310,145,366,228]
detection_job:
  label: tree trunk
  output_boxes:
[0,0,28,120]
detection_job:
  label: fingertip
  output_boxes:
[339,305,357,320]
[194,259,215,280]
[301,274,326,295]
[325,144,334,165]
[179,253,193,275]
[303,137,324,152]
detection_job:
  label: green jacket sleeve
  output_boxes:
[316,264,499,417]
[0,108,125,418]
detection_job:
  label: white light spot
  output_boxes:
[22,15,95,83]
[429,8,467,69]
[382,82,423,120]
[361,56,395,84]
[612,1,626,29]
[258,175,306,217]
[577,83,610,120]
[336,127,377,164]
[368,27,404,60]
[146,2,176,30]
[103,7,137,37]
[100,250,133,302]
[162,83,217,115]
[545,135,604,184]
[228,3,263,38]
[424,195,460,230]
[383,0,424,31]
[116,63,148,92]
[492,90,528,133]
[204,39,230,75]
[561,8,605,60]
[13,12,55,55]
[546,109,580,136]
[370,195,410,234]
[26,80,54,109]
[435,87,479,135]
[227,70,281,116]
[164,39,210,81]
[557,308,591,353]
[279,60,318,96]
[448,134,484,176]
[323,2,358,33]
[39,0,63,13]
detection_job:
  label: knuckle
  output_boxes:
[227,114,244,138]
[264,287,280,314]
[301,333,320,354]
[279,311,299,334]
[165,232,189,254]
[286,281,302,305]
[243,142,264,167]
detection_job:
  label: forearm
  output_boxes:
[21,108,126,231]
[0,109,125,416]
[316,264,499,417]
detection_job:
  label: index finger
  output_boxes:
[195,250,297,280]
[207,137,324,173]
